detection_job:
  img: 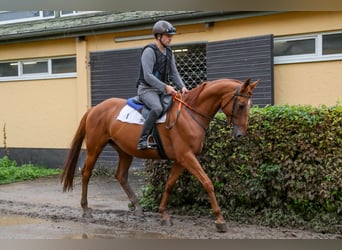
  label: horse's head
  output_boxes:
[221,79,259,139]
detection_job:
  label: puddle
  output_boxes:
[0,213,43,226]
[0,212,172,239]
[66,231,173,239]
[64,225,173,239]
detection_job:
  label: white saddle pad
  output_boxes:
[116,105,166,125]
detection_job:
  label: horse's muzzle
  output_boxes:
[232,127,246,140]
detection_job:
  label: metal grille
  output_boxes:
[172,43,207,90]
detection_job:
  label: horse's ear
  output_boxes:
[250,80,259,90]
[240,78,251,92]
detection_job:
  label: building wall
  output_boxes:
[209,11,342,106]
[275,61,342,105]
[0,38,84,152]
[85,12,342,106]
[0,78,78,148]
[1,11,342,167]
[0,38,76,59]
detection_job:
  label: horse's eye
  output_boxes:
[238,103,245,110]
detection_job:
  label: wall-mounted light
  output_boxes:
[23,61,37,65]
[173,49,188,53]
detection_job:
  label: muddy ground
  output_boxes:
[0,170,341,239]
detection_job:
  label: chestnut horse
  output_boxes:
[61,78,258,232]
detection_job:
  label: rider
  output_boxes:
[136,20,189,150]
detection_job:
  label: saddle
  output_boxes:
[127,94,173,119]
[126,94,173,159]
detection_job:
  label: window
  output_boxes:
[52,58,77,74]
[274,32,342,64]
[0,11,99,24]
[60,11,74,16]
[323,33,342,55]
[0,57,76,81]
[0,62,18,77]
[274,38,316,57]
[42,11,55,17]
[0,11,55,24]
[22,61,48,75]
[59,11,99,17]
[0,11,40,21]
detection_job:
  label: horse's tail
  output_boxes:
[61,109,90,192]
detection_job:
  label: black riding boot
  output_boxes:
[137,112,157,150]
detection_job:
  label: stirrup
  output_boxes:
[137,135,157,150]
[147,135,157,148]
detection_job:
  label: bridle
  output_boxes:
[166,85,252,130]
[221,85,252,127]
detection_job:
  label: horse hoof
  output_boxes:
[134,209,145,218]
[215,222,227,233]
[161,219,173,226]
[134,211,145,222]
[82,209,93,219]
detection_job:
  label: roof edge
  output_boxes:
[0,11,282,44]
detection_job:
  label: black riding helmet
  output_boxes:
[152,20,176,38]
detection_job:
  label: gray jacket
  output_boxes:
[137,45,185,96]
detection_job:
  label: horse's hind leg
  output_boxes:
[81,141,107,218]
[114,148,144,217]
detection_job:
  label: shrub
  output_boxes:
[0,156,61,184]
[141,104,342,233]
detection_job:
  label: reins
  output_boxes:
[169,94,214,130]
[165,93,183,129]
[166,85,252,130]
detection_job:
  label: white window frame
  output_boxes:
[0,11,55,25]
[0,11,99,25]
[0,56,77,82]
[59,11,92,17]
[274,31,342,64]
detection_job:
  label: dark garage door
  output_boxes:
[206,34,274,107]
[90,48,141,105]
[90,48,143,168]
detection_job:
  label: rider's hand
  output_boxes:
[181,86,189,94]
[165,85,177,96]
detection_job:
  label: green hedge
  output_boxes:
[140,104,342,233]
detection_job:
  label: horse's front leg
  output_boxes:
[179,152,227,233]
[159,162,184,225]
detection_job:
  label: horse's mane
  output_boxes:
[184,82,208,106]
[184,79,242,106]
